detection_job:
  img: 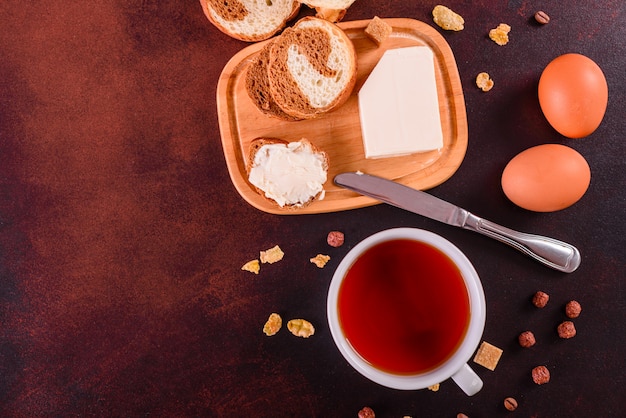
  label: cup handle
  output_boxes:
[451,363,483,396]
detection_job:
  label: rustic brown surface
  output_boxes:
[1,1,624,417]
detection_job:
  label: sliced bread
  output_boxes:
[245,41,301,120]
[200,0,300,42]
[266,17,357,119]
[247,138,329,208]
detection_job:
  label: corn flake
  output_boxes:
[241,259,260,274]
[489,23,511,46]
[287,319,315,338]
[260,245,284,264]
[476,72,494,92]
[263,313,282,336]
[428,383,440,392]
[473,341,503,371]
[432,5,464,31]
[310,254,330,268]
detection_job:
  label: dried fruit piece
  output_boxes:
[532,365,550,384]
[327,230,345,247]
[504,397,518,411]
[557,320,576,338]
[532,291,549,308]
[518,330,536,348]
[489,23,511,45]
[241,259,260,274]
[260,245,284,264]
[476,72,494,92]
[432,5,464,31]
[263,313,282,336]
[428,383,440,392]
[287,319,315,338]
[310,254,330,268]
[473,341,503,371]
[565,300,582,318]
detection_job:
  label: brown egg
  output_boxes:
[538,53,608,138]
[501,144,590,212]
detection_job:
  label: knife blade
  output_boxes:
[334,172,581,273]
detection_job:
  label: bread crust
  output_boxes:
[300,0,356,22]
[266,17,357,119]
[299,0,356,9]
[200,0,300,42]
[312,7,347,23]
[246,138,329,209]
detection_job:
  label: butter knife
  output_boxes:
[334,172,581,273]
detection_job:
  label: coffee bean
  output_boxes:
[535,11,550,24]
[504,397,518,411]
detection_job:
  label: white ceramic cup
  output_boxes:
[327,228,486,396]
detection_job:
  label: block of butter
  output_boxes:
[358,46,444,159]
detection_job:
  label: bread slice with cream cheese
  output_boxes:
[266,17,357,119]
[200,0,300,42]
[247,138,329,208]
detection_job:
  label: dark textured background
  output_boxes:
[1,1,624,416]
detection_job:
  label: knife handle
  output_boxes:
[464,214,581,273]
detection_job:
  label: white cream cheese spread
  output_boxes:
[248,141,327,207]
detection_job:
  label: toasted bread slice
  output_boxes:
[200,0,300,42]
[245,41,301,121]
[247,138,329,208]
[266,17,357,119]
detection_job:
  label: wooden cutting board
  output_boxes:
[216,18,468,215]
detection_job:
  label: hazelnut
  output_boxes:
[534,11,550,24]
[504,397,518,411]
[565,300,582,318]
[557,320,576,339]
[358,406,375,418]
[327,231,345,247]
[532,291,549,308]
[518,331,536,348]
[457,414,469,418]
[532,365,550,384]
